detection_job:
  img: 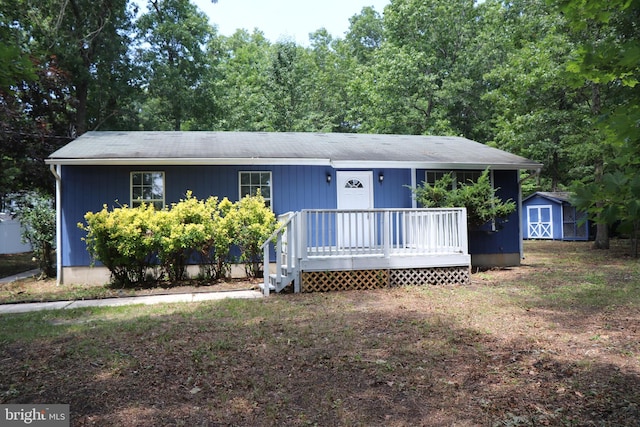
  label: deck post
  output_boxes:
[276,232,282,288]
[262,243,270,296]
[294,269,301,293]
[459,208,469,254]
[383,210,391,258]
[300,210,308,261]
[286,220,293,274]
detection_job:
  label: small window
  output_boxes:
[345,178,364,188]
[563,205,588,239]
[131,171,165,209]
[456,171,482,186]
[425,171,451,188]
[425,171,448,185]
[425,170,483,189]
[239,171,272,207]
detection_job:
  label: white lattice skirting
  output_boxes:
[389,267,470,287]
[301,266,469,293]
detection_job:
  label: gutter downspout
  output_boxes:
[49,164,62,285]
[411,168,417,208]
[518,168,541,260]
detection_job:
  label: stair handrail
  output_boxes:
[261,211,297,295]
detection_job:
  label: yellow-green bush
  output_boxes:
[204,197,235,280]
[150,191,219,282]
[80,203,156,286]
[79,192,276,286]
[229,192,277,278]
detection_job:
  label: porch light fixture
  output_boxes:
[378,173,384,183]
[326,173,332,183]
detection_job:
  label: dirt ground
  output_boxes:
[1,240,639,426]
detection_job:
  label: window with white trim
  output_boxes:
[456,171,482,186]
[425,171,451,188]
[131,171,165,209]
[426,169,498,230]
[239,171,272,208]
[425,170,483,189]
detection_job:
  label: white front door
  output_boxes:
[336,171,374,248]
[527,205,553,239]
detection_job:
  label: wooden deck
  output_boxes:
[261,208,470,295]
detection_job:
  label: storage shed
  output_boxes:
[522,191,591,241]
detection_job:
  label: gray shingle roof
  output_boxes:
[524,191,573,204]
[46,131,543,170]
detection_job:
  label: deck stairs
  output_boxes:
[260,212,300,295]
[267,264,297,292]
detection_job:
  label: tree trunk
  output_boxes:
[632,221,639,258]
[590,83,609,249]
[42,241,56,278]
[592,158,610,249]
[593,221,609,249]
[76,81,88,135]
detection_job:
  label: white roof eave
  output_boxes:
[329,160,543,170]
[44,157,332,166]
[45,157,543,170]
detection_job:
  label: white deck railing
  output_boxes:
[301,208,468,258]
[262,208,468,295]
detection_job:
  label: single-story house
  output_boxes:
[45,131,542,290]
[522,191,591,241]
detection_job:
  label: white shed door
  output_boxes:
[336,171,374,248]
[527,205,553,239]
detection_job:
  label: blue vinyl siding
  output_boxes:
[64,165,353,266]
[62,165,402,266]
[60,166,129,267]
[61,165,522,267]
[372,168,413,208]
[273,166,336,212]
[467,170,521,255]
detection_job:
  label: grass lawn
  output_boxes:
[1,240,639,426]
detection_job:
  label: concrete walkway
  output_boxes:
[0,290,264,314]
[0,269,264,315]
[0,268,40,284]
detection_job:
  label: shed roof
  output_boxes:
[523,191,574,204]
[46,131,543,170]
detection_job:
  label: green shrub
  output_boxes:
[80,203,155,286]
[79,192,276,285]
[150,191,218,282]
[413,173,453,208]
[413,169,516,229]
[199,197,235,280]
[229,192,277,278]
[15,193,56,278]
